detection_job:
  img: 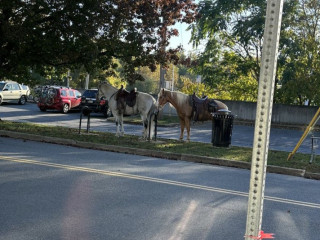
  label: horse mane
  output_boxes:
[162,88,187,95]
[99,81,117,91]
[161,88,188,98]
[161,88,191,108]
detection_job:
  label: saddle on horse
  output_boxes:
[191,92,218,122]
[116,85,138,111]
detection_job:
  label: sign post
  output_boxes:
[244,1,284,239]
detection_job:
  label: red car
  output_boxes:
[37,86,82,113]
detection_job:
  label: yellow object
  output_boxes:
[287,107,320,160]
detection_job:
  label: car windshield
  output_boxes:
[83,90,97,98]
[0,83,5,90]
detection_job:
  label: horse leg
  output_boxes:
[144,119,149,139]
[179,119,185,141]
[141,115,148,139]
[185,117,191,142]
[119,114,124,136]
[115,115,120,137]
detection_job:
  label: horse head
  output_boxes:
[97,84,105,101]
[157,88,170,110]
[97,81,117,101]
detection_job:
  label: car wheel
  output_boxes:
[18,96,26,105]
[62,103,69,113]
[40,107,47,112]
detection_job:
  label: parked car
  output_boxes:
[80,89,110,117]
[0,80,30,105]
[37,86,82,113]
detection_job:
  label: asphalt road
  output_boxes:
[1,137,320,240]
[1,102,319,155]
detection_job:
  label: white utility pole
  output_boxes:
[67,70,70,88]
[172,64,174,91]
[85,73,90,89]
[244,1,284,239]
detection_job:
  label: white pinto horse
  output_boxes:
[98,82,157,140]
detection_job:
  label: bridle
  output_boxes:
[157,91,168,111]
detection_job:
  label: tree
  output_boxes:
[0,0,197,85]
[276,0,320,105]
[135,65,161,94]
[188,0,311,103]
[189,0,266,85]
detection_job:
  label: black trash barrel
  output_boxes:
[212,109,234,147]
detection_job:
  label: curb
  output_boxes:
[0,130,319,180]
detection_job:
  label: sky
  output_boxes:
[169,21,206,55]
[168,0,203,54]
[169,22,193,52]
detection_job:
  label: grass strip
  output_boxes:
[0,120,319,173]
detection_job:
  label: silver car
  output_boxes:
[0,81,30,105]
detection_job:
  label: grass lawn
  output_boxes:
[0,120,319,174]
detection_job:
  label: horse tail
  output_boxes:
[147,104,158,140]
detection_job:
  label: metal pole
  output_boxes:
[148,113,152,140]
[245,1,283,239]
[310,136,315,164]
[87,112,91,133]
[79,109,83,134]
[154,112,157,141]
[310,136,320,164]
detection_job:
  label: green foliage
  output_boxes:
[180,74,257,101]
[275,0,320,105]
[188,0,265,101]
[0,0,197,85]
[180,76,215,98]
[135,66,160,93]
[190,0,320,105]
